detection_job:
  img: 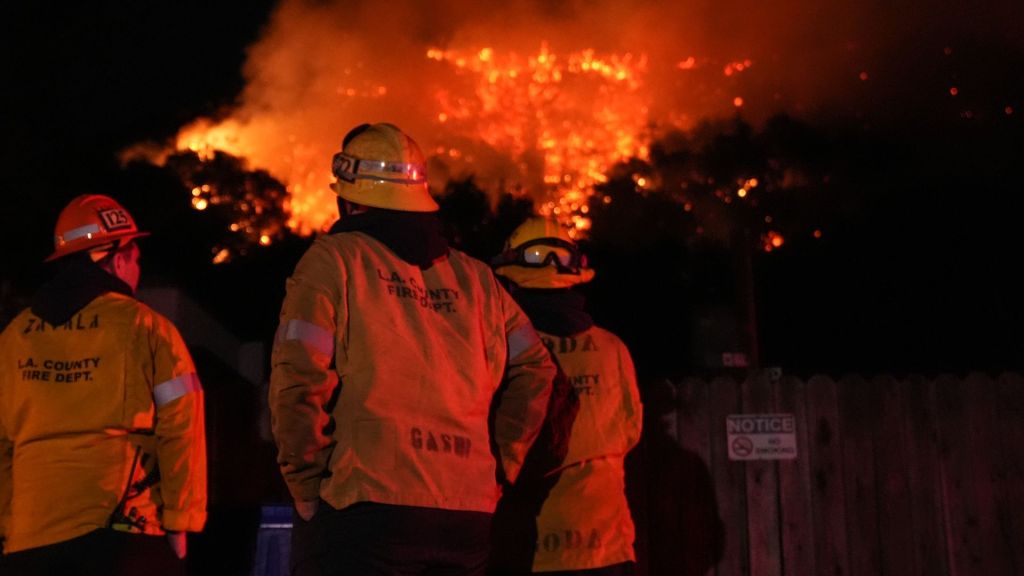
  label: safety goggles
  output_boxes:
[493,238,587,275]
[332,152,426,185]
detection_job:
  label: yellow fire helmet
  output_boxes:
[46,194,150,262]
[492,216,595,289]
[330,123,438,212]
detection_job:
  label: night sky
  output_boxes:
[3,1,274,256]
[3,0,1023,379]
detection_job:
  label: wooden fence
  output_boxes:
[628,372,1024,576]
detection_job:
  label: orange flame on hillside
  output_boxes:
[133,42,667,245]
[425,43,653,234]
[173,118,338,238]
[119,0,791,261]
[119,0,1014,263]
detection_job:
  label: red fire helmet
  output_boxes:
[46,194,150,262]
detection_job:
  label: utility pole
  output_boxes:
[738,226,761,371]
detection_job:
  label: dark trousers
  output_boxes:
[2,528,185,576]
[291,501,492,576]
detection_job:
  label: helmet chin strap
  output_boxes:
[88,244,116,263]
[88,237,131,263]
[340,198,369,216]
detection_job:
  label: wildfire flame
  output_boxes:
[173,118,336,238]
[117,0,801,261]
[426,43,653,235]
[129,42,668,246]
[116,0,1017,265]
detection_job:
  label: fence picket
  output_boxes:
[839,374,881,576]
[674,377,723,576]
[873,375,915,575]
[774,375,815,576]
[936,373,987,576]
[903,374,950,575]
[995,372,1024,574]
[964,373,1013,575]
[743,372,781,576]
[804,375,850,576]
[709,376,747,576]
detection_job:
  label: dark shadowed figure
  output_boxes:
[628,380,724,576]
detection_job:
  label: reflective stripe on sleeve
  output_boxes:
[154,373,202,407]
[508,323,541,361]
[277,319,334,356]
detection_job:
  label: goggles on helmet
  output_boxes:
[332,152,426,185]
[493,238,588,275]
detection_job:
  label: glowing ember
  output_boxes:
[762,230,785,252]
[723,59,753,76]
[677,57,697,70]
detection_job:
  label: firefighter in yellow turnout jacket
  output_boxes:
[0,195,206,575]
[269,123,556,576]
[492,217,642,575]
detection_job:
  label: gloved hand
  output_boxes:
[166,531,187,559]
[295,499,319,521]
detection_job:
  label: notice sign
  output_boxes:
[726,413,797,461]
